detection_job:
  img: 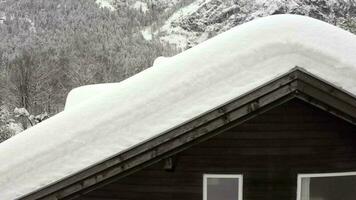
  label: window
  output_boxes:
[203,174,243,200]
[297,172,356,200]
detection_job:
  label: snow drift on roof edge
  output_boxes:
[1,14,356,199]
[65,83,119,110]
[65,57,171,110]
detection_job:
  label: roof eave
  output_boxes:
[20,67,356,200]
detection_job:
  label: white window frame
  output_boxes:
[296,171,356,200]
[203,174,243,200]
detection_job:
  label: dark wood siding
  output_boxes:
[78,99,356,200]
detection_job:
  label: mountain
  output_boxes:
[95,0,356,49]
[150,0,356,49]
[1,0,356,140]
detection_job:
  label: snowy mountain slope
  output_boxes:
[96,0,116,11]
[155,0,356,49]
[101,0,185,12]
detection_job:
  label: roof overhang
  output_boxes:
[21,67,356,200]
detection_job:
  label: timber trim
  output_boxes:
[19,67,356,200]
[164,157,175,171]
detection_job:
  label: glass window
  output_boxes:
[298,172,356,200]
[203,174,243,200]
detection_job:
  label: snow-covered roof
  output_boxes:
[65,83,119,110]
[65,57,173,110]
[1,14,356,199]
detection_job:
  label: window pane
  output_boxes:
[207,178,239,200]
[301,175,356,200]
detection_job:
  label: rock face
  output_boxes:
[156,0,356,49]
[114,0,183,13]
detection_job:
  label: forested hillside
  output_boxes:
[155,0,356,49]
[0,0,190,141]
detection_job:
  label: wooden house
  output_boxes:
[1,15,356,200]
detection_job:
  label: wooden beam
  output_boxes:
[294,70,356,124]
[295,85,356,125]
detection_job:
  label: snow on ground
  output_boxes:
[13,108,30,117]
[153,0,181,10]
[24,17,36,33]
[141,26,153,41]
[131,1,149,13]
[95,0,116,11]
[0,12,5,24]
[7,122,23,135]
[2,15,356,199]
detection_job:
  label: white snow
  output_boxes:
[65,83,120,110]
[153,56,171,67]
[141,26,153,41]
[13,108,30,117]
[95,0,116,11]
[2,15,356,199]
[152,0,181,10]
[25,17,36,33]
[0,12,5,24]
[66,56,172,110]
[7,122,23,135]
[132,1,149,13]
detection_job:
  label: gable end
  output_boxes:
[21,67,356,200]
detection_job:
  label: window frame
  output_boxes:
[296,171,356,200]
[203,174,243,200]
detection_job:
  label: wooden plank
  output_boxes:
[78,100,356,200]
[296,80,356,124]
[296,69,356,108]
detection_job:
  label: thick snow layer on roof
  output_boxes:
[2,14,356,199]
[65,56,172,110]
[65,83,119,110]
[153,56,171,67]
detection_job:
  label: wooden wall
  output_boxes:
[78,99,356,200]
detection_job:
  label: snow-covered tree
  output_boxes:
[0,105,23,143]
